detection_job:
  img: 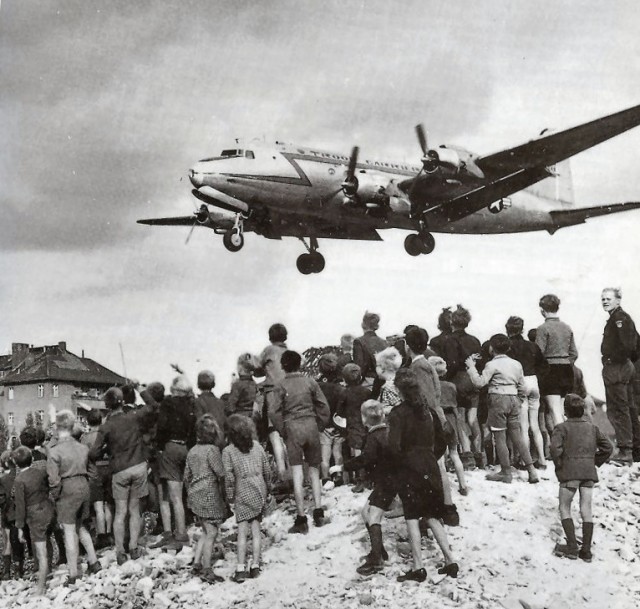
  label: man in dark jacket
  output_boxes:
[353,312,388,387]
[601,288,639,464]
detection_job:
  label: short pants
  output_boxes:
[539,364,574,397]
[26,500,54,542]
[89,462,112,503]
[487,394,522,432]
[56,476,90,525]
[560,480,595,490]
[112,461,149,501]
[284,418,321,467]
[159,441,188,482]
[444,410,459,450]
[368,478,398,512]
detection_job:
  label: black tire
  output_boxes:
[404,234,422,257]
[223,230,244,252]
[296,254,313,275]
[309,253,326,273]
[419,232,436,254]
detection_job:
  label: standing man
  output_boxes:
[601,288,640,464]
[353,312,388,388]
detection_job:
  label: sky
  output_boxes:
[1,0,640,396]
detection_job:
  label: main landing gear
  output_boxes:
[404,231,435,256]
[296,236,325,275]
[222,214,245,252]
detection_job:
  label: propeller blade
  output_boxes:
[346,146,359,182]
[415,124,428,156]
[185,221,197,245]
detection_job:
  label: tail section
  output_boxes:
[527,160,574,207]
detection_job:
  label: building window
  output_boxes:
[8,412,14,426]
[8,387,14,400]
[38,384,44,398]
[37,410,45,424]
[52,384,59,398]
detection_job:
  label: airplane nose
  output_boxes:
[189,168,203,188]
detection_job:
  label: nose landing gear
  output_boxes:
[222,213,245,252]
[404,231,435,256]
[296,236,325,274]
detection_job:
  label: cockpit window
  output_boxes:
[221,149,244,157]
[245,150,255,159]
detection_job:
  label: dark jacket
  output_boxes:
[195,391,226,435]
[0,470,17,523]
[14,464,51,529]
[156,395,197,449]
[270,372,331,434]
[353,331,388,379]
[429,332,450,358]
[550,417,613,482]
[601,307,638,364]
[442,330,482,380]
[508,334,547,377]
[345,424,395,486]
[337,384,371,446]
[317,377,346,431]
[226,376,258,418]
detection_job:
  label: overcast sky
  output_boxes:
[1,0,640,396]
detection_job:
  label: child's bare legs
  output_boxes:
[405,519,423,570]
[94,502,107,536]
[558,486,579,548]
[544,394,564,428]
[579,487,593,522]
[127,495,142,550]
[519,402,531,452]
[438,458,453,505]
[61,523,79,577]
[34,541,48,595]
[2,528,10,558]
[447,447,467,492]
[308,466,322,509]
[269,431,288,481]
[507,424,538,481]
[493,430,511,473]
[467,407,481,454]
[194,528,205,566]
[113,499,128,554]
[236,521,249,570]
[427,518,455,565]
[166,481,186,537]
[250,520,261,567]
[156,483,171,533]
[320,433,332,480]
[456,408,471,453]
[201,522,218,569]
[291,465,305,516]
[529,407,545,466]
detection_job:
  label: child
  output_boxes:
[339,363,372,493]
[316,353,346,490]
[270,350,331,532]
[227,354,259,419]
[12,446,54,595]
[429,356,468,495]
[194,371,226,438]
[222,415,271,583]
[466,334,540,484]
[375,347,403,416]
[80,409,113,550]
[550,394,613,561]
[184,415,227,583]
[0,451,24,581]
[48,410,101,584]
[346,400,395,575]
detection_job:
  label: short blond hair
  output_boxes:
[361,399,384,426]
[56,410,76,431]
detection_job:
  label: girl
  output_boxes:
[184,415,227,583]
[375,347,403,416]
[223,415,271,583]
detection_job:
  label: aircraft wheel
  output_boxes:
[296,253,314,275]
[309,252,325,273]
[404,234,423,257]
[223,229,244,252]
[419,232,436,254]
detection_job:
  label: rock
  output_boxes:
[120,560,143,577]
[359,592,373,605]
[619,545,636,561]
[153,592,172,608]
[136,576,154,599]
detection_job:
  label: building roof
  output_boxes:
[1,344,127,386]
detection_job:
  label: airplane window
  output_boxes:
[245,150,255,159]
[221,149,243,157]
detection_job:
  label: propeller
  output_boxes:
[185,204,210,245]
[341,146,359,198]
[415,124,440,173]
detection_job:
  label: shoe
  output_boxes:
[528,474,540,484]
[461,452,475,470]
[352,482,365,494]
[191,563,203,576]
[211,546,225,561]
[578,548,593,562]
[474,452,486,469]
[249,566,261,578]
[86,561,102,575]
[129,547,143,560]
[95,533,111,550]
[459,486,469,496]
[116,552,128,566]
[322,479,335,491]
[611,449,633,465]
[166,533,189,550]
[312,508,325,527]
[632,450,640,463]
[442,504,460,527]
[485,471,513,484]
[201,570,224,583]
[63,575,78,586]
[288,515,309,534]
[231,569,248,583]
[533,461,547,470]
[553,543,579,560]
[356,558,384,576]
[149,531,173,549]
[438,562,459,578]
[397,568,427,583]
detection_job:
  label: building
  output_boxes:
[0,341,127,434]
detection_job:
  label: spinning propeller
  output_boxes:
[185,204,209,245]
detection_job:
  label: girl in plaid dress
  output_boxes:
[222,415,270,583]
[184,415,227,584]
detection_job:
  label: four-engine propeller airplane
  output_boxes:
[138,104,640,274]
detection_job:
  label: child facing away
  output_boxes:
[375,347,403,416]
[184,415,227,584]
[339,363,372,493]
[227,354,259,419]
[345,400,395,575]
[550,394,613,561]
[428,356,468,496]
[466,334,540,485]
[0,451,25,581]
[222,415,271,583]
[12,446,54,595]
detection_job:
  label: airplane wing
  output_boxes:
[137,216,195,226]
[549,201,640,229]
[419,103,640,223]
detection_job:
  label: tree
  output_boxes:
[25,411,35,428]
[0,415,8,454]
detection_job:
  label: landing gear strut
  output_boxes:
[223,213,245,252]
[296,236,325,275]
[404,231,435,256]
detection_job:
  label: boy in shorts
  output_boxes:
[270,350,330,533]
[550,394,612,561]
[347,400,395,575]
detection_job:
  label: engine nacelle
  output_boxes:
[196,207,235,229]
[434,146,462,173]
[347,171,390,206]
[388,196,411,216]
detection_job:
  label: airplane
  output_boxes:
[138,104,640,274]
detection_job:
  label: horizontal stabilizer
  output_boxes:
[137,216,195,226]
[549,201,640,229]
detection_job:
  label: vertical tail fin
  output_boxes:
[527,159,574,207]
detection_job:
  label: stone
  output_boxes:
[136,576,154,599]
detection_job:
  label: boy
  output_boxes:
[12,446,54,595]
[550,394,613,561]
[194,370,226,437]
[227,354,259,420]
[0,451,24,581]
[346,400,395,575]
[466,334,539,484]
[270,350,330,533]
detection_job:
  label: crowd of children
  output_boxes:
[0,298,624,594]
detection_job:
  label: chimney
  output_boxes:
[11,343,30,371]
[82,349,85,358]
[58,341,67,353]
